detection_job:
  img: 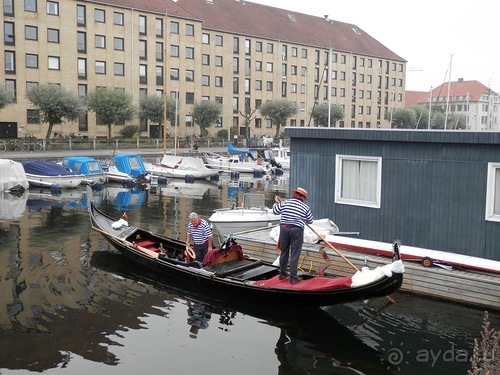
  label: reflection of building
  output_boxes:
[406,79,499,130]
[0,0,405,140]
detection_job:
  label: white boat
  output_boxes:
[0,191,27,220]
[21,160,84,189]
[155,178,219,199]
[209,193,281,236]
[145,154,220,180]
[60,156,107,185]
[0,159,29,194]
[263,146,290,171]
[204,153,271,174]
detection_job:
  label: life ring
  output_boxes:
[185,245,196,260]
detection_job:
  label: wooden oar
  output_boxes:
[306,223,396,304]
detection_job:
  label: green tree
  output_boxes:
[0,86,14,110]
[259,99,297,139]
[239,107,257,140]
[191,101,222,138]
[87,88,135,139]
[390,108,417,129]
[139,94,177,126]
[26,84,86,139]
[311,103,344,127]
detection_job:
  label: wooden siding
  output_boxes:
[285,128,500,261]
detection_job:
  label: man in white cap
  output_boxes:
[272,187,313,284]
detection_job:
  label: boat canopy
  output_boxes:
[110,154,147,178]
[21,160,77,176]
[61,156,104,176]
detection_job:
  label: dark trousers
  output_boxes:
[194,242,209,263]
[278,225,304,281]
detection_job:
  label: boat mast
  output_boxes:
[444,54,453,130]
[163,13,168,155]
[428,86,432,129]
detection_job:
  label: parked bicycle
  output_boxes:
[0,139,43,152]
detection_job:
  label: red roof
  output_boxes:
[406,80,497,107]
[95,0,405,62]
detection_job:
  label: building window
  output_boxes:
[94,9,105,23]
[114,62,124,76]
[202,33,209,44]
[266,62,273,72]
[76,5,86,26]
[215,76,223,87]
[185,47,194,59]
[170,68,179,80]
[26,53,38,68]
[5,50,15,73]
[25,25,37,40]
[215,55,223,67]
[77,31,86,52]
[266,81,273,91]
[139,64,147,84]
[170,21,179,34]
[95,34,105,48]
[114,37,123,51]
[78,58,86,79]
[186,92,194,104]
[156,66,163,85]
[202,75,210,86]
[139,15,147,35]
[185,70,194,82]
[139,40,147,60]
[5,79,16,101]
[255,80,262,91]
[185,114,193,127]
[170,45,179,57]
[155,18,163,37]
[25,0,37,12]
[186,24,194,36]
[202,54,209,65]
[4,0,14,16]
[27,109,40,123]
[255,41,262,52]
[95,60,105,74]
[485,163,500,221]
[215,35,223,46]
[156,42,163,61]
[233,37,239,54]
[4,22,15,45]
[335,155,382,208]
[255,61,262,71]
[47,28,59,43]
[114,12,124,26]
[267,43,273,53]
[78,84,86,97]
[46,1,58,15]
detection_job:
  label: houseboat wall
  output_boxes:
[285,128,500,261]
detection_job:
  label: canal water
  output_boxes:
[0,174,498,375]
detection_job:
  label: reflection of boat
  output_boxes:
[0,159,29,194]
[26,188,85,209]
[209,193,281,236]
[156,179,219,199]
[60,156,107,184]
[88,251,394,372]
[105,187,146,209]
[89,202,404,306]
[145,154,220,180]
[0,191,27,219]
[21,160,84,189]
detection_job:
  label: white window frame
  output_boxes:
[485,162,500,221]
[335,154,382,208]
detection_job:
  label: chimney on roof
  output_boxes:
[324,15,329,21]
[458,78,463,83]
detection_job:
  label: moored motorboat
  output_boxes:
[145,154,221,180]
[0,158,30,194]
[21,160,84,189]
[89,202,404,307]
[61,156,107,185]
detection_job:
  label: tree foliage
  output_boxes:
[311,103,344,127]
[259,99,297,139]
[0,86,14,110]
[191,101,222,138]
[139,94,177,125]
[87,88,135,139]
[26,84,86,139]
[390,108,417,129]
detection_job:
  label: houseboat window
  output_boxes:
[335,155,382,208]
[485,162,500,221]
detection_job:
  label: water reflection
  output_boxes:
[0,176,498,375]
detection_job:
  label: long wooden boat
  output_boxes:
[89,202,404,307]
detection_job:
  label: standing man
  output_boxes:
[272,188,314,284]
[186,212,213,263]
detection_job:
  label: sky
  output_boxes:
[248,0,498,93]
